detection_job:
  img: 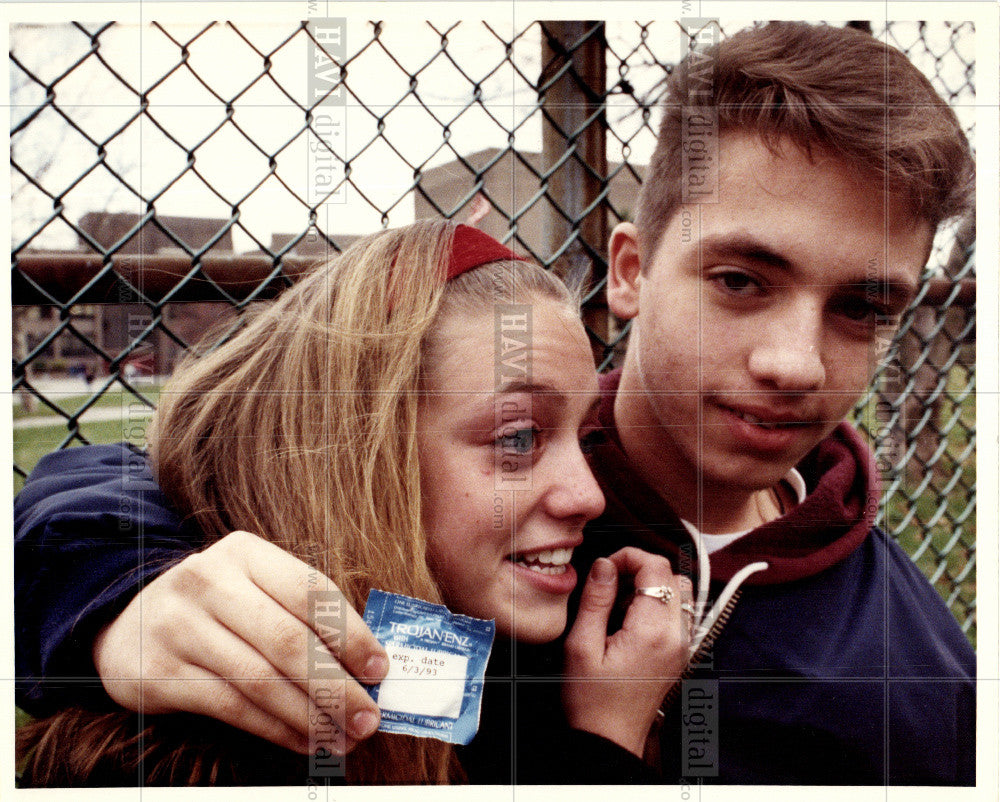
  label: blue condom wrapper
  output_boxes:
[362,589,495,745]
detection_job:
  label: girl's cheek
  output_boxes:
[488,491,513,534]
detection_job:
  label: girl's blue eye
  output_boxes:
[499,428,535,455]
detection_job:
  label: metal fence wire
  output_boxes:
[10,19,976,639]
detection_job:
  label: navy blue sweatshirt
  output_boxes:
[15,444,198,711]
[575,370,976,785]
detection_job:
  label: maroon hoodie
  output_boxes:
[588,369,881,585]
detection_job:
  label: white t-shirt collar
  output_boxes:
[681,468,808,555]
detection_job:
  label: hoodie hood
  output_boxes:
[590,369,881,585]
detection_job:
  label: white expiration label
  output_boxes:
[376,643,469,720]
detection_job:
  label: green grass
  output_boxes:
[853,363,976,646]
[13,416,151,495]
[15,707,33,729]
[13,385,162,420]
[14,707,32,783]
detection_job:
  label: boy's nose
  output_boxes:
[747,310,826,393]
[748,346,826,392]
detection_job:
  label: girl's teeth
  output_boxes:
[524,563,567,575]
[512,547,574,570]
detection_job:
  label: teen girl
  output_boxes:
[17,220,690,785]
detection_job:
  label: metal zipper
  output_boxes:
[640,589,742,770]
[660,588,742,713]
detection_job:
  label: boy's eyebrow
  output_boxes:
[698,232,793,271]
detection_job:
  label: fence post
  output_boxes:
[539,21,608,341]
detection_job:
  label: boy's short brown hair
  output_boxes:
[635,21,975,256]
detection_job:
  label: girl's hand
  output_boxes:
[562,547,693,756]
[92,530,388,756]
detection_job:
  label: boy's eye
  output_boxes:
[498,428,535,455]
[835,296,885,325]
[713,270,762,296]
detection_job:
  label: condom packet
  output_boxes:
[362,589,495,745]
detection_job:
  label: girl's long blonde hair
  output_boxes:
[19,219,578,786]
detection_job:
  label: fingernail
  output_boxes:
[364,653,389,681]
[312,737,346,757]
[591,558,614,584]
[350,709,380,739]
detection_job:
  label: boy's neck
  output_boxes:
[613,370,787,534]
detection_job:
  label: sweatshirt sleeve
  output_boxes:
[14,443,200,713]
[518,725,661,783]
[511,673,662,783]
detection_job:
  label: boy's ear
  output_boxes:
[607,223,643,320]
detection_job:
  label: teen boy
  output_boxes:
[15,21,975,785]
[573,20,975,784]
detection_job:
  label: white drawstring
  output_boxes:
[687,528,769,656]
[692,526,711,653]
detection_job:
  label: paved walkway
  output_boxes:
[12,376,164,430]
[13,404,154,430]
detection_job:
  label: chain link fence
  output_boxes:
[10,19,976,639]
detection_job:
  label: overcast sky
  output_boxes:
[10,18,977,255]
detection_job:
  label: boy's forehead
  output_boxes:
[658,132,933,287]
[717,133,908,219]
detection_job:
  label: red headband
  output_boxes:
[446,224,526,280]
